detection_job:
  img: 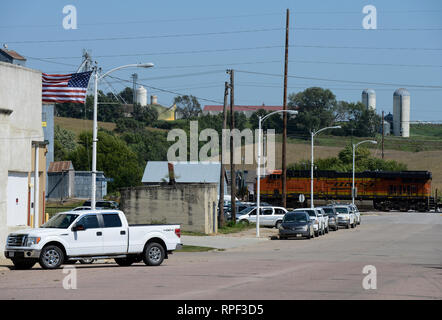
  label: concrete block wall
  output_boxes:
[120,183,218,234]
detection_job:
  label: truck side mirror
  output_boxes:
[72,224,85,231]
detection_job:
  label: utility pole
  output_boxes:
[227,69,236,223]
[381,110,385,159]
[219,82,229,228]
[282,8,290,208]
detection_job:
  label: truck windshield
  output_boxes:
[335,207,349,214]
[41,213,79,229]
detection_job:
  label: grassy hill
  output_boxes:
[54,116,116,135]
[54,116,166,136]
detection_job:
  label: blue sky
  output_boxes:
[1,0,442,121]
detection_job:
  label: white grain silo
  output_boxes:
[362,88,376,111]
[136,86,147,107]
[393,88,410,137]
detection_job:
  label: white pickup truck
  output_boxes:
[4,210,182,269]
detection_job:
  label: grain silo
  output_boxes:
[362,88,376,111]
[136,86,147,107]
[393,88,410,137]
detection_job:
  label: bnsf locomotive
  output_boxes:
[258,170,434,211]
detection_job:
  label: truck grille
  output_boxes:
[7,234,27,247]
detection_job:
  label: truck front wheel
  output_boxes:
[39,245,64,269]
[143,242,165,266]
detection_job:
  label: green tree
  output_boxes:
[338,145,371,164]
[118,87,134,104]
[288,87,337,134]
[121,130,170,167]
[69,130,143,192]
[54,125,77,161]
[132,104,158,125]
[115,118,145,133]
[174,95,201,119]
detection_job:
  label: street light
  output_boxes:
[256,109,298,237]
[310,125,341,208]
[91,63,154,210]
[352,140,377,204]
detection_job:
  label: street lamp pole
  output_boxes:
[310,126,341,209]
[352,140,377,205]
[91,63,154,210]
[256,110,297,237]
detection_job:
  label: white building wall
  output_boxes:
[0,61,44,255]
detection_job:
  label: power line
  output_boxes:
[237,83,442,91]
[25,42,442,63]
[7,25,442,45]
[291,26,442,31]
[235,69,442,89]
[2,9,441,29]
[4,27,284,44]
[0,13,283,29]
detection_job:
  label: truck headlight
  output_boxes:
[25,237,41,246]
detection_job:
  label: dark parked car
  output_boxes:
[279,211,314,240]
[319,206,339,231]
[82,200,119,209]
[224,202,251,221]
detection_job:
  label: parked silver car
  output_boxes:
[279,211,314,240]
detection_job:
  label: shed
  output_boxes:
[47,161,75,200]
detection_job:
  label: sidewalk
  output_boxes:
[181,227,277,249]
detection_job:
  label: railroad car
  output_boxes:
[258,170,433,211]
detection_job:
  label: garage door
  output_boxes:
[7,172,28,227]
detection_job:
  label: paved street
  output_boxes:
[0,211,441,300]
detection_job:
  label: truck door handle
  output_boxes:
[96,232,102,236]
[120,231,126,235]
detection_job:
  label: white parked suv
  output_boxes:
[236,206,287,229]
[293,208,325,237]
[4,210,182,270]
[334,205,356,229]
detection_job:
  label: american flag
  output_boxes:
[42,71,92,104]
